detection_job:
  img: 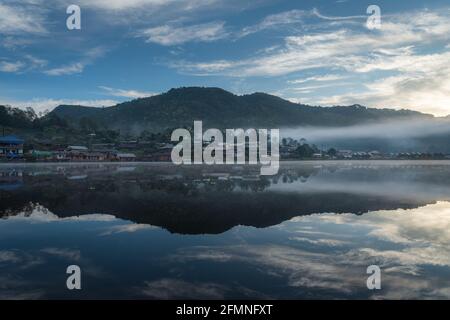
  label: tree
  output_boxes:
[327,148,337,157]
[294,144,316,158]
[79,117,98,132]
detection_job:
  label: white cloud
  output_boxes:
[0,55,48,74]
[100,223,157,236]
[0,249,45,271]
[319,52,450,115]
[2,98,118,114]
[24,55,48,69]
[288,74,347,84]
[78,0,174,10]
[178,10,450,76]
[0,251,22,264]
[316,202,450,271]
[171,244,362,294]
[43,47,106,76]
[40,248,81,261]
[289,237,348,246]
[168,201,450,299]
[1,36,33,49]
[0,60,25,73]
[44,62,85,76]
[76,0,252,13]
[238,8,369,38]
[3,204,120,224]
[178,11,369,74]
[311,7,366,21]
[291,82,352,93]
[239,9,307,37]
[173,8,450,115]
[139,278,227,299]
[99,86,157,99]
[138,21,227,45]
[0,3,47,35]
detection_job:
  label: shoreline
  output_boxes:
[2,159,450,167]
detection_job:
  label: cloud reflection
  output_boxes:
[169,202,450,299]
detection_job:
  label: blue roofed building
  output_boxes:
[0,135,24,159]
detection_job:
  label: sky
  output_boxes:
[0,0,449,116]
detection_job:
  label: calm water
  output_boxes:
[1,161,450,299]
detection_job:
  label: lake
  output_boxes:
[1,161,450,299]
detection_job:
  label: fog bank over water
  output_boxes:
[281,118,450,140]
[280,118,450,152]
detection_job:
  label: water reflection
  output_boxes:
[1,161,450,299]
[2,162,449,234]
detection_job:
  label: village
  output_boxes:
[1,134,449,162]
[0,134,173,162]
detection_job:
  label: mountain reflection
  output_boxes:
[2,162,450,234]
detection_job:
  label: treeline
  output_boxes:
[0,105,115,144]
[0,105,69,130]
[0,105,179,147]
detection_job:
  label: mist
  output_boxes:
[280,118,450,152]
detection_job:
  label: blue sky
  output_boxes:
[0,0,449,115]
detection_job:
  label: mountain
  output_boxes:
[4,87,448,152]
[48,87,432,134]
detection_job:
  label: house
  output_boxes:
[91,143,115,150]
[118,141,139,150]
[115,153,137,161]
[158,143,175,150]
[67,146,88,152]
[90,148,118,161]
[65,146,88,161]
[369,150,382,159]
[52,151,68,161]
[337,150,353,159]
[312,153,323,159]
[65,146,107,161]
[68,152,108,162]
[29,150,53,161]
[79,152,107,161]
[0,135,24,159]
[155,144,173,161]
[145,148,173,161]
